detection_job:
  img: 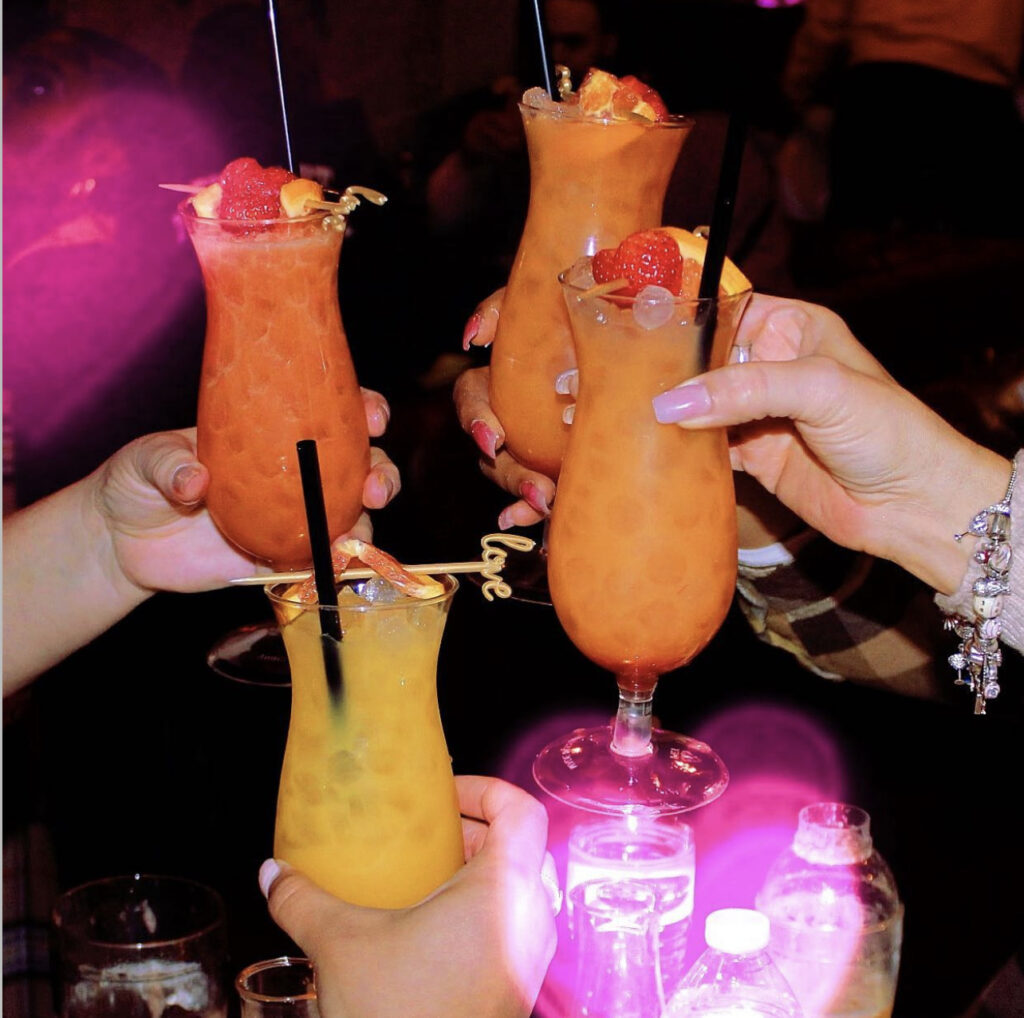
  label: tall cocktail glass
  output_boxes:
[489,102,692,479]
[182,206,371,676]
[532,261,752,814]
[266,575,464,908]
[183,209,369,568]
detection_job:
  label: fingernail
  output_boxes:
[376,470,396,503]
[497,507,515,531]
[652,382,712,423]
[462,313,482,350]
[541,851,563,917]
[470,419,499,459]
[171,464,201,499]
[258,858,282,898]
[562,405,575,425]
[378,397,391,426]
[554,369,577,395]
[520,480,549,515]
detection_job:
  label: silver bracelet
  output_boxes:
[944,462,1017,714]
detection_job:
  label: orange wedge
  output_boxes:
[336,539,446,599]
[660,226,752,296]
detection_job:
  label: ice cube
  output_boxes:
[633,285,676,330]
[358,576,402,603]
[522,87,556,111]
[566,256,595,289]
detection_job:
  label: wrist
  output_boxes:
[887,443,1014,595]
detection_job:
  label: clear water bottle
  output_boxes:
[754,803,903,1018]
[663,908,802,1017]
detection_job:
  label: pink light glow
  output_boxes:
[498,700,851,1015]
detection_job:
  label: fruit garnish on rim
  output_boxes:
[523,66,671,123]
[591,226,752,299]
[180,157,387,225]
[284,539,446,604]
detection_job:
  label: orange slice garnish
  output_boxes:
[660,226,752,296]
[337,539,446,599]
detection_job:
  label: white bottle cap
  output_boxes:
[704,908,771,954]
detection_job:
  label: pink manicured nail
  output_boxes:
[171,464,201,500]
[497,507,515,531]
[520,480,550,515]
[652,383,712,423]
[470,419,500,458]
[258,858,282,898]
[462,313,482,350]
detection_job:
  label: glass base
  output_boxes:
[206,623,292,688]
[532,722,729,816]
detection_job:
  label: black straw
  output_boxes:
[296,439,343,700]
[267,0,295,173]
[695,112,748,355]
[530,0,554,97]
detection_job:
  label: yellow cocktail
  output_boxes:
[267,576,463,908]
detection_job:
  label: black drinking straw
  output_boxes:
[296,440,343,700]
[530,0,554,97]
[696,112,748,356]
[267,0,296,173]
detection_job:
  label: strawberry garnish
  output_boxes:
[218,157,296,220]
[592,229,683,296]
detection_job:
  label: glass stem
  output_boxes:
[610,688,654,758]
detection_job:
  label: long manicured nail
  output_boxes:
[258,858,282,898]
[497,507,515,531]
[462,313,482,350]
[554,369,578,395]
[520,480,550,515]
[171,464,201,500]
[470,419,500,458]
[652,382,712,423]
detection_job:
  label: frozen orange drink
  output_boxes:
[549,236,752,692]
[182,159,371,569]
[489,71,692,478]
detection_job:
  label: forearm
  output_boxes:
[2,472,150,695]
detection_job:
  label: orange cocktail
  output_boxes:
[533,256,751,815]
[489,98,691,478]
[184,210,370,569]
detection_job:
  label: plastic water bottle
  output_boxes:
[754,803,903,1018]
[663,908,802,1017]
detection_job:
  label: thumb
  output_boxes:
[260,860,337,955]
[652,356,859,431]
[130,429,209,507]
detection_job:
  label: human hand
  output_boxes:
[651,294,1013,593]
[262,775,559,1018]
[100,389,399,594]
[455,292,556,529]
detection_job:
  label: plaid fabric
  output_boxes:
[736,531,950,701]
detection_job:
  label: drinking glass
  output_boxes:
[567,817,695,998]
[52,874,228,1018]
[532,261,752,814]
[569,879,664,1018]
[266,574,464,908]
[486,97,692,600]
[181,203,371,677]
[236,957,319,1018]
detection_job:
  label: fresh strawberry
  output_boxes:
[218,157,296,220]
[592,229,683,296]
